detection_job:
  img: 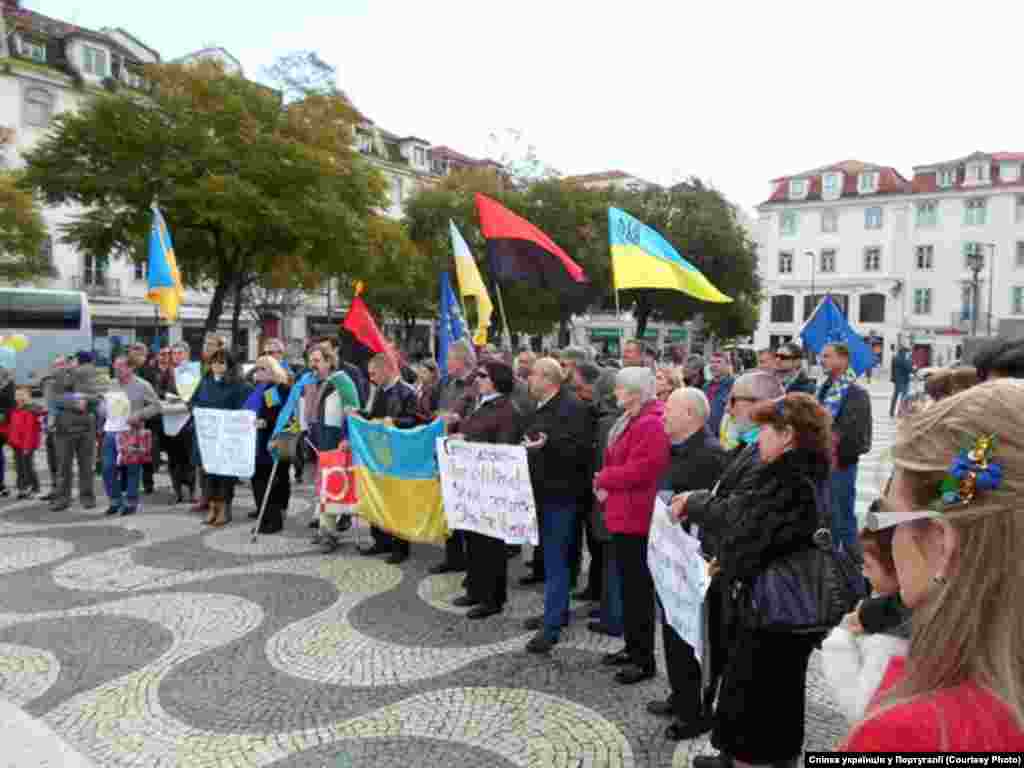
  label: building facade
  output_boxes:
[754,155,1024,369]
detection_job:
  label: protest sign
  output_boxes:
[194,407,256,478]
[436,438,539,546]
[648,497,711,660]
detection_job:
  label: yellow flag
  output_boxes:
[449,220,494,346]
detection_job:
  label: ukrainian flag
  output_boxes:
[147,206,186,321]
[609,207,732,303]
[347,415,448,544]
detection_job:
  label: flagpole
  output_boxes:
[493,280,512,349]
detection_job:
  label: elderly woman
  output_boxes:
[675,393,832,768]
[449,360,524,618]
[247,355,292,534]
[655,365,683,402]
[840,380,1024,751]
[593,367,670,685]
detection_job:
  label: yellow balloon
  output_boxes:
[7,334,28,352]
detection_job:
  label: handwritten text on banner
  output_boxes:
[194,407,257,479]
[436,438,539,546]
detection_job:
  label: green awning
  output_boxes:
[641,329,659,340]
[589,328,622,340]
[667,328,689,341]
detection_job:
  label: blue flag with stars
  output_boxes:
[801,295,875,376]
[438,271,467,380]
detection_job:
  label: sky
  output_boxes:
[27,0,1024,214]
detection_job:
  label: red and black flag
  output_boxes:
[475,193,589,294]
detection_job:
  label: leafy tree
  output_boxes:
[19,59,387,336]
[486,128,561,187]
[263,50,343,103]
[0,171,53,283]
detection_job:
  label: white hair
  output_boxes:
[615,366,656,401]
[678,386,710,423]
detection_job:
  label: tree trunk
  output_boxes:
[230,278,244,351]
[204,281,229,334]
[634,292,652,341]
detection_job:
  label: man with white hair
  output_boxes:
[648,387,728,740]
[522,357,593,654]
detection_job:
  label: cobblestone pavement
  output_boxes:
[0,394,895,767]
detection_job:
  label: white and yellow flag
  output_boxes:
[449,220,494,346]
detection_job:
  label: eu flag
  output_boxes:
[146,206,185,321]
[801,295,875,376]
[438,271,466,380]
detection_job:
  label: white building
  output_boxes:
[754,155,1024,369]
[563,169,659,193]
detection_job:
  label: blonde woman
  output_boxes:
[247,355,292,534]
[842,379,1024,751]
[654,365,682,403]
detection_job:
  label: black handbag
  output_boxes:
[741,476,866,634]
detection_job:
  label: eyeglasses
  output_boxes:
[476,371,490,379]
[729,395,757,406]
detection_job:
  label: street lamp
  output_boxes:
[805,249,816,318]
[966,246,984,338]
[984,243,996,337]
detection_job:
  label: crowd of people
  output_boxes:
[1,330,1022,759]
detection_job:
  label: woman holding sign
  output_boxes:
[447,360,524,619]
[191,350,251,528]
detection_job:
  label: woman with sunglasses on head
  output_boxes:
[841,379,1024,751]
[446,360,524,619]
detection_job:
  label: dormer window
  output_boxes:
[937,168,955,188]
[788,179,808,199]
[821,172,842,200]
[967,162,991,184]
[82,45,110,78]
[413,146,427,168]
[857,171,879,194]
[18,37,47,64]
[1001,163,1021,184]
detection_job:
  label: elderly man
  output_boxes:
[430,339,479,575]
[360,352,418,564]
[523,357,593,654]
[648,387,727,740]
[817,343,872,553]
[702,352,734,438]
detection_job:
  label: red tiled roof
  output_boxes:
[911,151,1024,193]
[563,170,632,183]
[765,161,910,203]
[430,145,480,164]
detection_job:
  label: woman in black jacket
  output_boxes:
[673,392,832,768]
[447,360,524,619]
[247,355,292,534]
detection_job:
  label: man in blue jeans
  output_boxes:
[101,356,161,516]
[522,357,592,654]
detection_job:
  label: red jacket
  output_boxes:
[596,399,670,535]
[6,407,41,453]
[842,656,1024,751]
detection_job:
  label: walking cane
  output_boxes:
[250,458,280,544]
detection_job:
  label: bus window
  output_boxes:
[4,291,82,330]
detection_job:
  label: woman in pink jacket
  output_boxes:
[594,367,670,685]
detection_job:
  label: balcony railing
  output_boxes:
[72,275,121,297]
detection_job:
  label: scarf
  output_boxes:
[821,368,857,419]
[720,413,761,451]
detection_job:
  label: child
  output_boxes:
[8,386,41,499]
[820,516,911,722]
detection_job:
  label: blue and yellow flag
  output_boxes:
[347,416,448,544]
[147,206,186,321]
[608,207,732,303]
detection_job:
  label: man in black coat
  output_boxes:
[522,357,593,654]
[776,342,815,395]
[648,387,728,741]
[359,352,419,564]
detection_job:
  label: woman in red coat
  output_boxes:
[593,367,669,685]
[842,379,1024,752]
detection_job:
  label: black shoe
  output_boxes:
[50,503,70,512]
[573,588,600,601]
[0,488,10,497]
[525,632,557,654]
[518,574,544,586]
[105,505,120,516]
[16,492,29,500]
[451,595,479,608]
[386,552,408,565]
[429,562,465,575]
[523,615,569,631]
[247,511,259,519]
[615,664,656,685]
[646,698,676,717]
[467,604,502,620]
[337,514,352,532]
[664,717,712,741]
[359,544,390,556]
[308,519,320,529]
[82,500,97,510]
[693,754,733,768]
[143,487,154,495]
[588,621,623,637]
[40,492,55,501]
[602,649,633,667]
[120,507,137,516]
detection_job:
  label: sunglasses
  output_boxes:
[729,395,757,406]
[476,371,490,379]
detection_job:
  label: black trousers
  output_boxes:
[14,449,39,492]
[661,608,703,721]
[466,530,507,608]
[45,430,58,488]
[444,529,468,568]
[206,473,235,502]
[371,526,409,556]
[252,460,290,533]
[163,428,194,494]
[611,532,656,669]
[572,495,603,594]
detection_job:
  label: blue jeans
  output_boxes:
[830,463,858,553]
[890,384,908,418]
[102,433,141,511]
[541,498,577,641]
[602,546,624,634]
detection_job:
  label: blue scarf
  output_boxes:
[245,383,269,414]
[820,368,856,419]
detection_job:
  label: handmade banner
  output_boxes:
[647,497,711,660]
[347,415,448,543]
[174,361,201,402]
[318,447,359,510]
[193,407,257,478]
[436,438,539,546]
